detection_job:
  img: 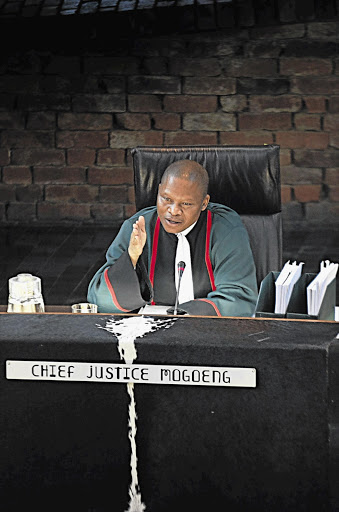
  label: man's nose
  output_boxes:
[168,203,182,215]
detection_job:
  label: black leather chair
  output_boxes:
[131,145,282,288]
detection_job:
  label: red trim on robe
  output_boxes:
[104,268,130,312]
[197,298,222,317]
[205,210,216,291]
[149,217,161,305]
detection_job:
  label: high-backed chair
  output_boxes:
[131,145,282,288]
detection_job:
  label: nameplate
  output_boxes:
[6,360,256,388]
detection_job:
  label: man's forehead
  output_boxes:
[159,176,202,195]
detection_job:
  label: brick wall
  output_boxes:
[0,17,338,227]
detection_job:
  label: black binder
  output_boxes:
[255,271,336,321]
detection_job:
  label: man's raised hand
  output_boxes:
[128,215,147,267]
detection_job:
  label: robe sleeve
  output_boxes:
[87,219,153,313]
[179,225,258,317]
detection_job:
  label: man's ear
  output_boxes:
[201,194,210,211]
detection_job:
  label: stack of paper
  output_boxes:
[307,260,338,316]
[274,260,304,314]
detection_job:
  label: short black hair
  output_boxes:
[160,160,209,198]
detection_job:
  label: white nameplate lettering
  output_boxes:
[6,360,256,388]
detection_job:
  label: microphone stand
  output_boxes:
[167,261,187,315]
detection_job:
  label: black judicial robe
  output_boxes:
[87,203,258,317]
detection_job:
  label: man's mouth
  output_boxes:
[165,217,182,225]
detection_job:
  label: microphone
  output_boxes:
[167,261,187,315]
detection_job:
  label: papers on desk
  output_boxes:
[307,260,338,316]
[274,260,304,314]
[138,305,170,315]
[138,305,189,316]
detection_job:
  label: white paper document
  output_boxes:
[307,260,338,316]
[274,260,304,314]
[138,305,172,316]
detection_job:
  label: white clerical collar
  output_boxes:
[177,221,197,237]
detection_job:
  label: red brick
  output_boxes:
[220,95,247,112]
[3,167,32,184]
[291,77,339,95]
[152,113,181,130]
[128,186,135,204]
[38,203,91,220]
[183,113,236,131]
[326,169,338,186]
[128,95,162,112]
[294,150,339,168]
[281,166,322,185]
[11,149,65,166]
[72,94,125,113]
[3,130,55,148]
[67,149,96,166]
[279,150,292,167]
[329,133,339,148]
[219,132,273,145]
[169,58,221,76]
[251,24,305,40]
[294,114,321,131]
[281,186,292,203]
[164,95,217,113]
[99,186,129,202]
[0,112,25,129]
[280,58,332,76]
[45,56,81,74]
[115,113,151,130]
[304,97,326,113]
[0,184,16,201]
[58,113,112,130]
[183,77,236,95]
[305,202,336,223]
[91,203,124,221]
[17,94,71,111]
[328,97,339,113]
[0,149,10,166]
[142,57,167,75]
[34,167,86,184]
[294,185,321,202]
[329,186,339,201]
[84,57,139,75]
[45,185,98,202]
[323,114,339,131]
[164,131,217,145]
[7,203,37,221]
[97,149,125,166]
[308,22,338,39]
[110,130,163,148]
[27,112,56,129]
[57,131,108,149]
[128,76,180,94]
[239,113,292,130]
[250,95,302,113]
[223,58,277,77]
[124,204,137,217]
[88,167,133,185]
[16,185,42,202]
[275,132,329,149]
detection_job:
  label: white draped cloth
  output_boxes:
[175,222,196,304]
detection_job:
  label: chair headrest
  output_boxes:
[132,145,281,215]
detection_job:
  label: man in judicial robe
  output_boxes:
[87,160,258,317]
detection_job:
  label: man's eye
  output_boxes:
[182,202,192,206]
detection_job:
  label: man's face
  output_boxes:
[157,176,210,234]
